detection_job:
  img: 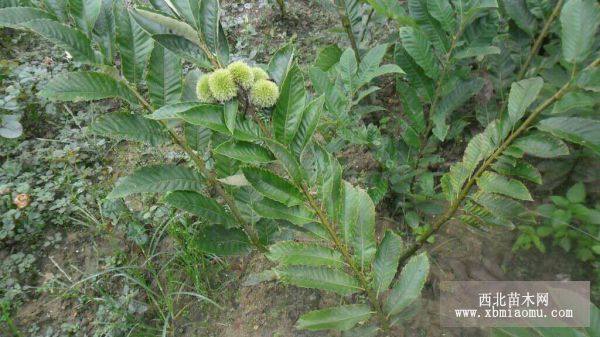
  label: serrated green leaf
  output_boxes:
[296,304,372,331]
[507,77,544,126]
[147,45,182,108]
[69,0,101,36]
[384,252,429,316]
[503,0,537,35]
[242,167,303,206]
[267,241,345,268]
[199,0,228,63]
[314,44,342,71]
[394,44,435,100]
[223,98,238,134]
[116,7,153,83]
[38,72,138,104]
[477,171,533,201]
[492,157,542,184]
[146,102,198,120]
[560,0,600,63]
[432,78,484,140]
[512,131,570,158]
[163,191,236,227]
[185,124,211,152]
[537,117,600,155]
[291,95,325,156]
[0,7,55,28]
[263,139,305,184]
[214,141,274,164]
[427,0,456,33]
[273,65,306,144]
[252,198,315,225]
[21,19,98,64]
[399,26,439,79]
[277,266,361,295]
[372,230,404,296]
[193,224,252,256]
[177,104,227,132]
[169,0,199,27]
[90,113,170,145]
[340,182,377,271]
[268,43,294,84]
[152,34,212,69]
[108,165,203,198]
[130,8,199,45]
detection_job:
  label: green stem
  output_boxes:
[335,0,361,63]
[130,86,267,252]
[397,78,574,266]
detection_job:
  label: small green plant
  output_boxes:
[514,182,600,261]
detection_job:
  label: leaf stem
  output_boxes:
[335,0,361,63]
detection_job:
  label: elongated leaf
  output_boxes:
[223,99,237,134]
[147,45,182,108]
[263,139,305,184]
[507,77,544,126]
[21,19,98,64]
[492,157,542,184]
[163,191,235,227]
[153,33,212,69]
[117,7,153,83]
[193,225,252,256]
[560,0,600,63]
[169,0,199,27]
[512,131,570,158]
[69,0,101,36]
[108,165,203,198]
[291,95,325,156]
[0,7,55,28]
[341,183,377,271]
[130,8,199,44]
[94,0,116,64]
[432,78,484,141]
[277,266,361,295]
[477,171,533,201]
[177,104,226,131]
[399,26,439,79]
[384,252,429,316]
[273,65,306,144]
[253,198,315,225]
[427,0,456,33]
[39,72,138,104]
[356,44,388,84]
[314,44,342,71]
[268,43,294,84]
[372,230,404,296]
[537,117,600,154]
[90,113,170,145]
[242,167,303,206]
[268,241,345,268]
[214,141,274,164]
[503,0,537,35]
[296,304,372,331]
[394,44,435,100]
[146,102,198,120]
[198,0,218,47]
